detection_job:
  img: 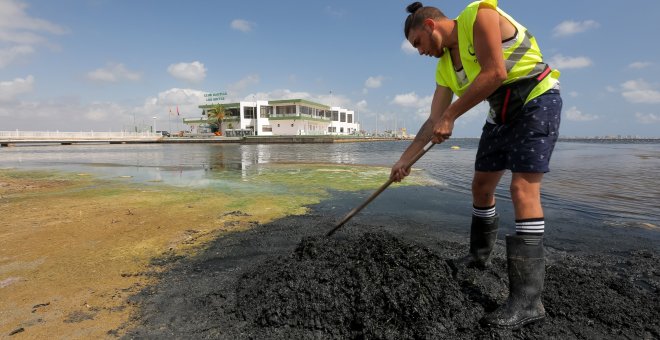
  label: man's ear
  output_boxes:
[423,18,435,31]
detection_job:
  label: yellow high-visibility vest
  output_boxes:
[435,0,560,104]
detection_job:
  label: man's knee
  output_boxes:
[472,172,503,205]
[509,176,541,203]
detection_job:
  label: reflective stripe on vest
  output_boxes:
[435,0,559,102]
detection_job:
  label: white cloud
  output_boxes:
[229,74,260,93]
[553,20,599,37]
[0,75,34,102]
[634,112,659,124]
[569,91,579,98]
[365,76,384,89]
[401,39,417,55]
[621,79,660,104]
[231,19,255,32]
[391,92,433,120]
[392,92,422,108]
[566,106,598,121]
[139,88,208,121]
[0,97,126,130]
[628,61,653,69]
[0,45,34,68]
[167,61,207,83]
[83,102,127,122]
[549,54,592,69]
[0,0,67,68]
[86,63,141,83]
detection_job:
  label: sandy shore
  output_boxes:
[0,169,316,338]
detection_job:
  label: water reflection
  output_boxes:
[1,140,658,224]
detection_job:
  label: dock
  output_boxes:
[0,131,402,147]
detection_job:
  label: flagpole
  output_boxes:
[176,105,180,135]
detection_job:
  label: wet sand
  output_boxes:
[0,165,433,338]
[0,170,316,338]
[125,186,659,339]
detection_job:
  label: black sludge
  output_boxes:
[235,232,480,339]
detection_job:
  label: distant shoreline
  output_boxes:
[2,135,659,148]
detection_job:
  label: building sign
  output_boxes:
[204,91,227,102]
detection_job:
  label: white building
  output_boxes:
[186,99,360,136]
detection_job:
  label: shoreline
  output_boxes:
[1,168,658,338]
[125,186,659,339]
[3,135,659,148]
[1,135,408,147]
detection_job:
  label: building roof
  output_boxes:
[198,99,331,110]
[267,99,330,109]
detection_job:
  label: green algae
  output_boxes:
[1,162,436,221]
[208,162,434,195]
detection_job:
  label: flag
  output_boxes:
[176,105,180,116]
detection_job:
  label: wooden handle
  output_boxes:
[326,141,435,236]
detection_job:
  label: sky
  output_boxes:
[1,0,659,138]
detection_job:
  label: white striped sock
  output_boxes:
[473,205,497,218]
[516,218,545,235]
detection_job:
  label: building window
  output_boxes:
[340,127,344,133]
[332,111,339,121]
[244,106,256,119]
[276,105,296,115]
[226,108,240,117]
[262,125,272,132]
[260,106,273,118]
[340,112,346,122]
[348,114,353,123]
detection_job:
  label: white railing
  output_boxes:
[0,130,158,140]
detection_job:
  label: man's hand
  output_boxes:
[432,116,455,144]
[390,159,411,183]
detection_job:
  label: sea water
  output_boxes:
[1,139,658,228]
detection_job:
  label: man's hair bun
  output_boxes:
[406,2,423,15]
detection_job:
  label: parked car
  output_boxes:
[156,130,170,137]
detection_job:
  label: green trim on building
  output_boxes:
[267,99,330,109]
[199,102,241,109]
[268,116,330,123]
[198,99,331,110]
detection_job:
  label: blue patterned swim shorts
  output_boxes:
[475,89,562,173]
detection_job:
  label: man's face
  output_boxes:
[408,25,443,58]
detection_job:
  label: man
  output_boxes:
[391,0,562,329]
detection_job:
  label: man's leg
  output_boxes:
[482,172,546,329]
[472,170,505,208]
[510,172,544,222]
[457,170,505,268]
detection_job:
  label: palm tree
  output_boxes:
[207,104,225,135]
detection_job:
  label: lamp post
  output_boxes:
[152,116,157,133]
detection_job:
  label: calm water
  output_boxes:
[1,140,658,227]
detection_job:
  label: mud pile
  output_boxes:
[124,213,659,339]
[236,233,480,339]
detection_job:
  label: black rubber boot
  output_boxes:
[452,214,499,270]
[481,235,546,329]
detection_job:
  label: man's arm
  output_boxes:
[433,6,507,138]
[390,84,453,182]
